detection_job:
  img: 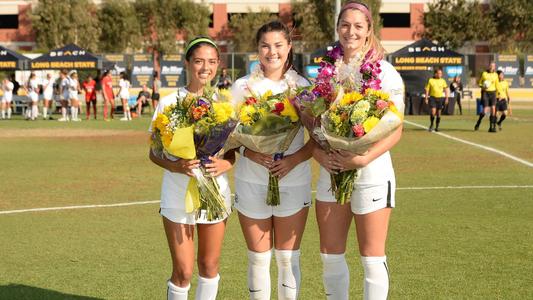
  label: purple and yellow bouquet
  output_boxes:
[151,87,237,220]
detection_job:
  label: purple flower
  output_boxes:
[296,89,317,103]
[197,97,210,107]
[318,63,335,79]
[327,45,344,61]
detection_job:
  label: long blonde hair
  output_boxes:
[337,1,385,63]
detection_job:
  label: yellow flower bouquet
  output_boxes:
[321,88,403,204]
[232,89,300,206]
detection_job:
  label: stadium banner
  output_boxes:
[160,54,185,87]
[131,54,154,88]
[103,54,129,87]
[495,54,520,88]
[525,55,533,89]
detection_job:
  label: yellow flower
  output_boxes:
[217,89,232,102]
[154,113,169,132]
[366,89,390,100]
[363,116,380,133]
[280,98,299,122]
[239,105,257,125]
[260,90,273,101]
[329,112,342,127]
[161,130,173,148]
[213,102,234,123]
[340,91,364,106]
[389,103,404,120]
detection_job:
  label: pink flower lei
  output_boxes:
[318,44,382,93]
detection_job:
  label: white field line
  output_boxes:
[403,120,533,168]
[1,185,533,215]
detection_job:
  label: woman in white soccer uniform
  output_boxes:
[68,71,81,121]
[231,21,313,300]
[313,2,405,299]
[118,72,132,121]
[26,73,40,120]
[42,73,54,120]
[1,78,14,119]
[149,37,234,300]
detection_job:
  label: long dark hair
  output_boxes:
[255,21,294,73]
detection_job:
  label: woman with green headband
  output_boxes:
[149,36,235,300]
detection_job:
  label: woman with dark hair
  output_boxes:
[231,21,313,300]
[118,72,132,121]
[312,2,405,299]
[149,36,234,300]
[449,75,463,115]
[152,71,161,110]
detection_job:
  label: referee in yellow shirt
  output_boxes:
[496,70,510,130]
[475,62,499,132]
[424,68,449,132]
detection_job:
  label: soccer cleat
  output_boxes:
[58,117,67,122]
[435,128,439,132]
[428,126,433,132]
[474,124,479,131]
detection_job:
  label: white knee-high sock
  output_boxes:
[321,253,349,300]
[32,105,38,120]
[167,280,189,300]
[7,107,11,118]
[361,256,389,300]
[1,109,5,119]
[275,249,301,300]
[195,274,220,300]
[61,107,67,119]
[247,249,271,300]
[43,107,48,119]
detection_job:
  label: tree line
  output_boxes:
[29,0,530,55]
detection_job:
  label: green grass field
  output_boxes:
[1,106,532,299]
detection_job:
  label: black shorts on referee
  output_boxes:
[429,97,445,110]
[482,91,497,107]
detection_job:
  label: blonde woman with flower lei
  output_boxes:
[312,2,405,299]
[231,21,313,300]
[149,37,234,300]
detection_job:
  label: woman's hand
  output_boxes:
[244,148,273,169]
[269,155,297,179]
[331,149,370,171]
[169,159,201,177]
[204,156,233,177]
[312,147,338,174]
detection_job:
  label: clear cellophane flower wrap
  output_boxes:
[320,89,403,205]
[231,125,300,206]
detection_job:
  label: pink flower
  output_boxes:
[352,124,365,137]
[376,100,389,111]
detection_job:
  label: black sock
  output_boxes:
[436,117,441,128]
[430,115,435,127]
[498,114,506,125]
[476,113,485,126]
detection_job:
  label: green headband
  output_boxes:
[185,38,218,56]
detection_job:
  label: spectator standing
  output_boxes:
[10,74,20,96]
[118,72,132,121]
[1,78,14,119]
[151,71,161,111]
[26,72,40,121]
[101,70,115,121]
[82,75,97,120]
[58,70,70,122]
[449,75,463,115]
[42,73,54,120]
[68,71,81,121]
